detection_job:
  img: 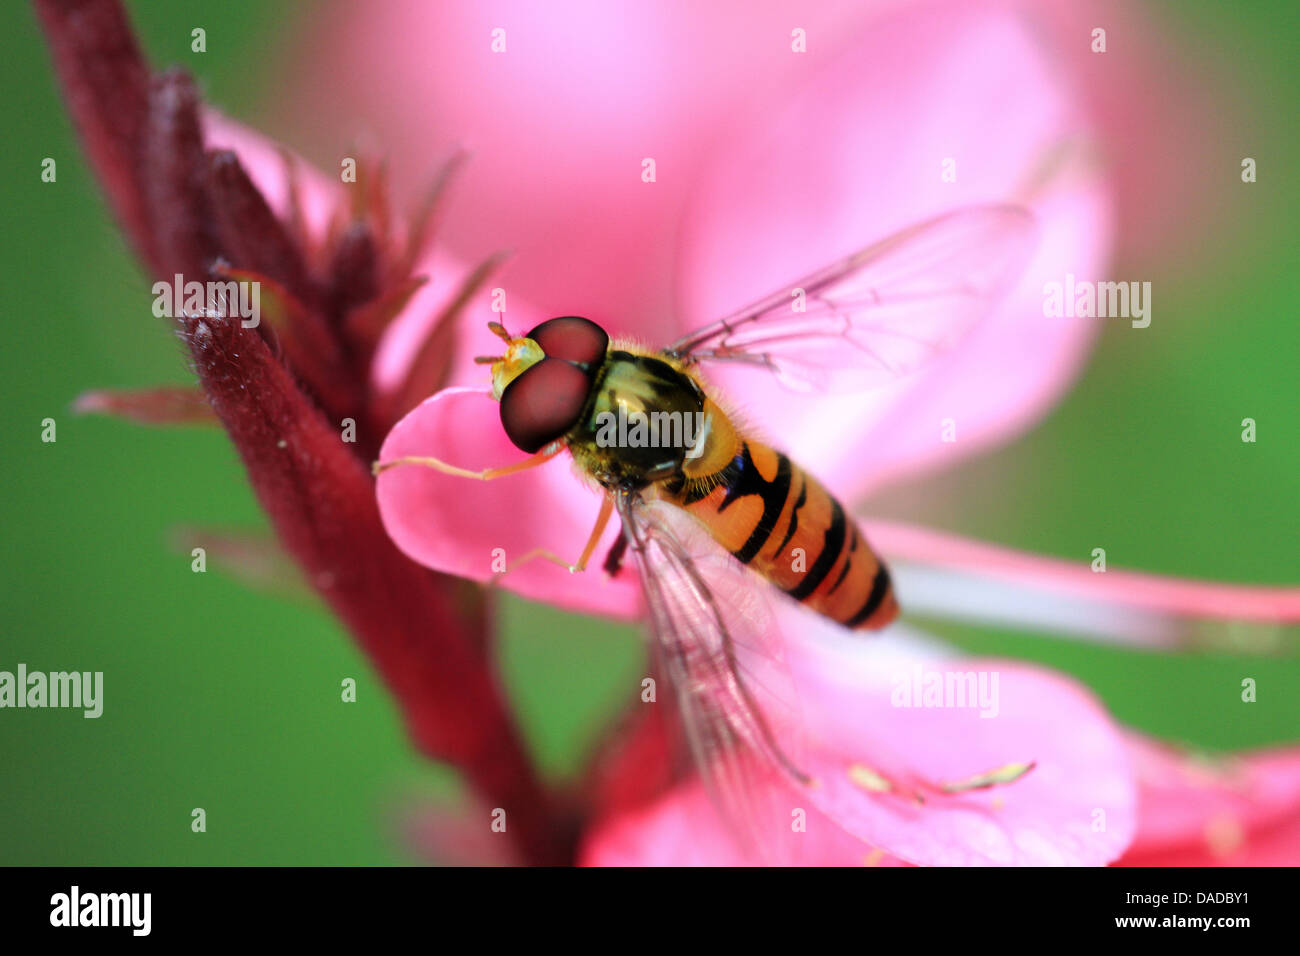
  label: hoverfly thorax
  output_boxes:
[575,350,708,488]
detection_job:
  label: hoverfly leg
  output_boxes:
[572,494,615,572]
[486,548,582,582]
[371,441,564,481]
[601,532,629,577]
[487,494,614,581]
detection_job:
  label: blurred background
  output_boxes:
[2,0,1296,863]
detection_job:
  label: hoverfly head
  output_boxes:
[479,316,610,453]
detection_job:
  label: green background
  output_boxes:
[2,1,1295,864]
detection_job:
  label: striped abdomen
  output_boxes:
[665,437,897,630]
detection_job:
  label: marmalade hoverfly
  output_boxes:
[375,204,1037,853]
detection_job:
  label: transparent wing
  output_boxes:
[667,204,1037,393]
[616,492,810,863]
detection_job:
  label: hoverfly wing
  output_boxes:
[615,493,812,863]
[667,204,1037,393]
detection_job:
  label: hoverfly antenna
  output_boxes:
[487,320,512,342]
[473,354,502,365]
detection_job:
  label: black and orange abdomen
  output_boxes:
[664,431,897,631]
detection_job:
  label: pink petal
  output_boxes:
[780,617,1136,865]
[285,1,1121,503]
[1116,736,1300,866]
[870,518,1300,646]
[280,0,873,345]
[1121,817,1300,867]
[677,3,1112,499]
[580,776,907,867]
[583,614,1136,866]
[375,387,640,619]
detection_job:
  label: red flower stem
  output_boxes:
[184,309,571,864]
[38,0,577,865]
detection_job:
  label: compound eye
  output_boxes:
[526,316,609,367]
[499,357,592,453]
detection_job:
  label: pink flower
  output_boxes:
[374,0,1115,619]
[1116,736,1300,866]
[580,621,1137,866]
[286,0,1246,333]
[582,699,1300,867]
[371,0,1300,635]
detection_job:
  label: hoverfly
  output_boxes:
[375,205,1037,855]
